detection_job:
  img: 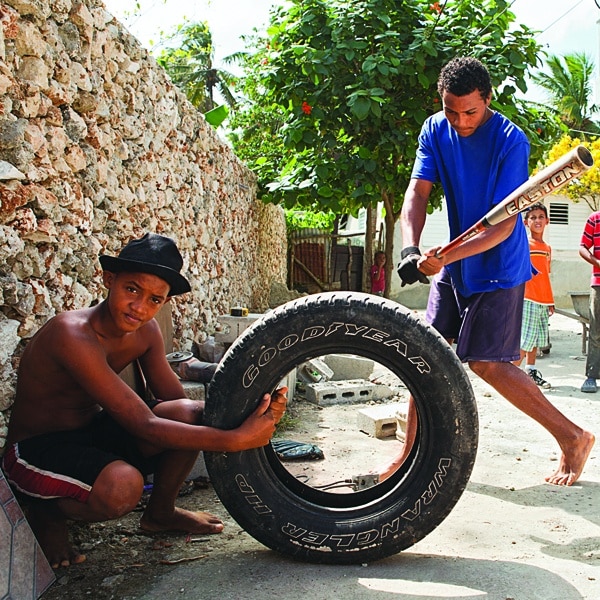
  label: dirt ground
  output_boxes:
[41,393,408,600]
[41,312,599,600]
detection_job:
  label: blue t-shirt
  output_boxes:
[412,110,531,297]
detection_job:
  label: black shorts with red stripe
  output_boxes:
[2,411,158,502]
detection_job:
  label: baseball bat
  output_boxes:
[436,144,594,258]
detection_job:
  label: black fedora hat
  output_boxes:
[99,233,191,296]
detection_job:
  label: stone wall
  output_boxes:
[0,0,287,447]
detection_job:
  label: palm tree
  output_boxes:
[531,52,600,137]
[156,22,238,114]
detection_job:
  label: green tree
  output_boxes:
[156,21,238,114]
[230,0,554,285]
[531,53,600,137]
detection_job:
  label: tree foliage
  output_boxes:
[156,21,238,114]
[285,208,336,232]
[228,0,560,276]
[546,135,600,211]
[531,53,600,137]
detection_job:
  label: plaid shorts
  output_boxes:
[520,299,550,352]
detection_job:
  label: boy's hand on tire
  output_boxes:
[267,387,288,424]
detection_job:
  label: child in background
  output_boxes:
[515,203,554,389]
[370,251,386,296]
[579,209,600,393]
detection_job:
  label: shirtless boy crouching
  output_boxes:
[2,233,287,568]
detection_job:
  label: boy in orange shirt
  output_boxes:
[515,203,554,388]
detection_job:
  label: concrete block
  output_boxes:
[280,368,297,400]
[214,313,262,344]
[182,380,206,401]
[357,402,408,439]
[183,371,294,401]
[396,411,407,443]
[305,379,391,406]
[322,354,374,381]
[297,358,334,383]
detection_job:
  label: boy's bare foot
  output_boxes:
[27,503,86,568]
[139,506,224,534]
[545,430,595,486]
[40,526,86,568]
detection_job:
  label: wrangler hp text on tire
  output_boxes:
[204,292,478,564]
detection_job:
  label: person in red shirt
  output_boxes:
[370,251,386,296]
[579,210,600,392]
[514,203,554,389]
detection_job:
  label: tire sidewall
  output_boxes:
[205,292,478,564]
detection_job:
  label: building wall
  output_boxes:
[0,0,287,447]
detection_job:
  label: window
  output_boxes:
[548,202,569,225]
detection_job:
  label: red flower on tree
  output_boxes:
[430,2,442,13]
[301,101,312,115]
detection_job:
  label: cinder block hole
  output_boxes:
[324,393,337,400]
[342,391,355,398]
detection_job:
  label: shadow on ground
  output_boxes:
[468,480,600,528]
[135,549,585,600]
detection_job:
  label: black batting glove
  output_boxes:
[397,246,429,287]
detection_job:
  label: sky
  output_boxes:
[103,0,600,103]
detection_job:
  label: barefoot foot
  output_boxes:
[545,430,595,486]
[52,552,87,569]
[26,502,86,568]
[140,507,224,535]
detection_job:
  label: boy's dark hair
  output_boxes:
[437,57,492,101]
[524,202,548,218]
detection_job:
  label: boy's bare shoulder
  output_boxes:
[38,307,97,342]
[22,308,110,373]
[44,306,92,326]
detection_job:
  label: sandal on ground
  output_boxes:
[581,377,597,393]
